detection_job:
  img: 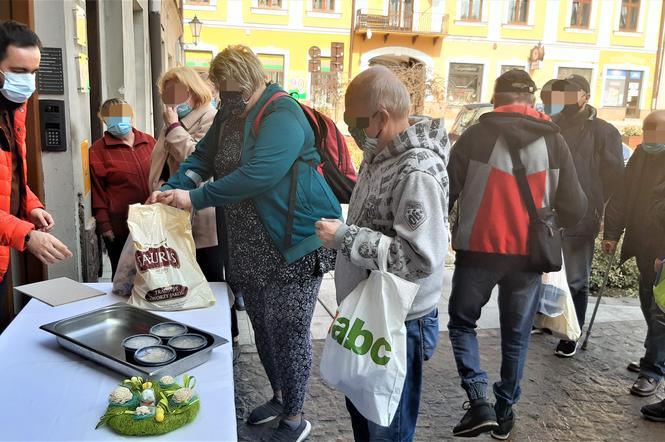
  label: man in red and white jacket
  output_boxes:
[446,69,587,439]
[0,21,71,310]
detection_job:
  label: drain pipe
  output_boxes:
[348,0,357,81]
[148,0,164,133]
[652,0,665,110]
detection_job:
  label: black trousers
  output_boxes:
[104,233,129,280]
[197,244,239,339]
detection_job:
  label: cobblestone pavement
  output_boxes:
[234,320,664,441]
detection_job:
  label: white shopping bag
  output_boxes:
[320,236,420,427]
[534,257,581,341]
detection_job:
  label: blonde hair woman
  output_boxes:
[149,45,342,441]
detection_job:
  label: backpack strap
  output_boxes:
[251,91,291,138]
[508,145,539,223]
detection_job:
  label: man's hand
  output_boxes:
[102,230,115,242]
[26,230,72,265]
[315,218,342,249]
[601,240,617,255]
[655,258,663,274]
[29,208,55,232]
[163,104,179,126]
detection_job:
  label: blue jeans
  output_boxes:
[562,235,595,330]
[636,257,665,381]
[346,309,439,442]
[448,266,542,406]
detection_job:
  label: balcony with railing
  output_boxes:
[354,9,448,44]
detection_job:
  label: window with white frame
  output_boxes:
[258,0,283,9]
[460,0,483,22]
[257,53,285,85]
[570,0,592,28]
[448,63,483,104]
[312,0,334,12]
[557,67,593,84]
[603,69,643,107]
[508,0,529,24]
[501,65,526,74]
[619,0,640,32]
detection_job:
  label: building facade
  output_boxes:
[182,0,352,113]
[187,0,664,123]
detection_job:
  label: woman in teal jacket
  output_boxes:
[150,45,341,441]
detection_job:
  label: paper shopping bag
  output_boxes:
[127,203,215,311]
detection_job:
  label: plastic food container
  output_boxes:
[149,322,188,344]
[121,334,161,362]
[134,345,177,367]
[167,333,207,357]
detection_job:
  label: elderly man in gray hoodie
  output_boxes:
[316,65,450,442]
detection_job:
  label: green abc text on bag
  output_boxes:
[320,236,420,427]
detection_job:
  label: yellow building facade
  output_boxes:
[184,0,663,122]
[182,0,353,106]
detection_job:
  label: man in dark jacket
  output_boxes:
[603,110,665,398]
[550,75,624,358]
[447,70,587,439]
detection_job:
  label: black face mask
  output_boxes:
[219,91,246,116]
[562,103,583,116]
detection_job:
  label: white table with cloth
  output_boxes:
[0,282,236,441]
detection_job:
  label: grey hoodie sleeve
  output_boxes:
[336,171,448,282]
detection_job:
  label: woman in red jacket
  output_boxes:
[90,98,156,277]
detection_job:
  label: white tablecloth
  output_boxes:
[0,283,236,441]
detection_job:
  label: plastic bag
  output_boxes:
[320,236,420,426]
[112,235,137,296]
[534,257,581,341]
[126,203,215,311]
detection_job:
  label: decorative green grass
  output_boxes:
[98,378,200,436]
[105,401,199,436]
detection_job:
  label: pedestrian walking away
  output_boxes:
[447,69,587,439]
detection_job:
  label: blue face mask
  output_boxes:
[105,116,132,137]
[643,143,665,154]
[544,103,564,116]
[176,102,192,119]
[0,71,36,103]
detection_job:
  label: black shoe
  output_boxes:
[555,340,577,358]
[491,405,515,440]
[453,399,499,438]
[235,294,246,311]
[631,376,661,397]
[627,361,641,373]
[641,399,665,422]
[268,417,312,442]
[247,397,284,425]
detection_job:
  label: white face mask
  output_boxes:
[0,71,36,103]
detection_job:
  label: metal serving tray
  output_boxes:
[40,302,228,378]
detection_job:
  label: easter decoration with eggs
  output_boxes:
[96,374,199,435]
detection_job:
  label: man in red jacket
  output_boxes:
[0,21,71,308]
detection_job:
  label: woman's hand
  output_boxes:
[29,208,55,232]
[163,104,179,126]
[146,191,173,205]
[315,218,342,249]
[160,189,192,212]
[655,258,663,274]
